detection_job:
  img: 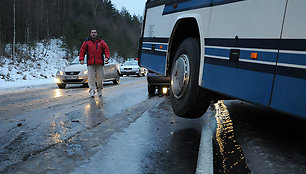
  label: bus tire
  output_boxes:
[170,37,211,118]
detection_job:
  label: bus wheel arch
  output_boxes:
[168,18,201,76]
[168,18,210,118]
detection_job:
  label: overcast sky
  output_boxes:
[111,0,147,16]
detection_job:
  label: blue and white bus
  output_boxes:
[138,0,306,119]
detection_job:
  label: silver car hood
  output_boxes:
[64,64,87,72]
[121,65,139,69]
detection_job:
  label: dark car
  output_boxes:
[147,71,170,96]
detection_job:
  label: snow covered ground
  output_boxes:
[0,39,70,90]
[0,78,56,92]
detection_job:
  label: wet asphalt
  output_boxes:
[224,100,306,174]
[0,77,209,173]
[0,76,305,173]
[0,77,151,173]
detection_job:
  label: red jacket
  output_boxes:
[79,38,110,66]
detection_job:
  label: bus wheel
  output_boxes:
[170,37,211,118]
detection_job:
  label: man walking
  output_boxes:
[79,29,110,97]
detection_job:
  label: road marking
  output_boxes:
[196,109,215,174]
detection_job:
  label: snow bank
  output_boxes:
[0,39,69,89]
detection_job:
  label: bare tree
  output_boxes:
[0,16,2,56]
[93,0,98,16]
[12,0,16,60]
[25,0,30,44]
[47,7,50,38]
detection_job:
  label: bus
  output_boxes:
[138,0,306,119]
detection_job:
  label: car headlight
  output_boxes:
[83,70,88,75]
[55,78,61,84]
[57,71,64,75]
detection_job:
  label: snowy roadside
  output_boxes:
[0,39,69,94]
[0,78,57,94]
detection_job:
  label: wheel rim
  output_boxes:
[171,54,190,99]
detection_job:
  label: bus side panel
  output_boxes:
[201,0,286,107]
[270,0,306,119]
[206,0,286,38]
[139,5,170,75]
[203,62,274,106]
[141,53,167,74]
[271,76,306,118]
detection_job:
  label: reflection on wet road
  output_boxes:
[213,101,250,174]
[53,88,64,98]
[225,100,306,173]
[84,98,105,128]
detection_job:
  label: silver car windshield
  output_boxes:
[123,61,138,66]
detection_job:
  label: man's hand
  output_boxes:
[80,60,84,65]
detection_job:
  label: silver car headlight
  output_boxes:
[57,70,64,75]
[81,70,88,75]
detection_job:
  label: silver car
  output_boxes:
[120,59,147,77]
[56,56,121,88]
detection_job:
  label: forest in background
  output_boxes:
[0,0,142,59]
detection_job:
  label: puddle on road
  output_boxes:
[143,128,201,174]
[46,97,106,146]
[53,89,64,98]
[213,100,250,174]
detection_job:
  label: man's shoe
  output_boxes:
[97,89,102,97]
[90,90,95,97]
